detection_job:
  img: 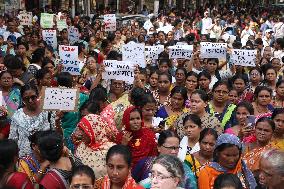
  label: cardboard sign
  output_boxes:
[168,45,193,59]
[18,12,32,26]
[59,45,80,75]
[40,13,54,28]
[42,87,79,111]
[57,19,67,31]
[104,14,116,31]
[68,27,80,45]
[145,45,164,60]
[230,49,257,67]
[42,30,57,50]
[103,60,135,83]
[122,42,146,68]
[200,42,227,59]
[157,25,174,34]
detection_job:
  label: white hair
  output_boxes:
[261,149,284,175]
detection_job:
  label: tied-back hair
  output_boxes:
[153,155,184,182]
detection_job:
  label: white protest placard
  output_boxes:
[18,12,32,26]
[122,42,146,67]
[57,19,67,31]
[42,87,79,111]
[40,13,54,28]
[42,30,57,50]
[157,25,174,34]
[59,45,80,75]
[200,42,227,59]
[103,60,135,83]
[104,14,116,31]
[168,45,193,59]
[145,45,164,60]
[68,27,80,45]
[230,49,257,67]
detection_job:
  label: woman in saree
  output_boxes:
[198,134,257,189]
[156,86,188,130]
[231,74,254,103]
[132,130,197,189]
[185,128,218,179]
[206,81,236,130]
[252,86,274,120]
[0,71,21,118]
[225,101,255,143]
[18,131,50,185]
[98,145,144,189]
[272,80,284,108]
[100,87,146,134]
[117,106,157,167]
[271,108,284,150]
[243,117,275,175]
[72,112,116,179]
[175,89,222,139]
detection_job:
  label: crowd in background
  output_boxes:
[0,2,284,189]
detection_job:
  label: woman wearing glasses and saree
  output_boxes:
[132,130,197,189]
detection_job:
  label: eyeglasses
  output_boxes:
[250,72,260,76]
[23,95,38,102]
[149,171,174,180]
[162,145,181,151]
[70,184,93,189]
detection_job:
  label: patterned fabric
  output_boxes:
[198,160,257,189]
[151,89,171,109]
[156,106,188,130]
[184,154,208,178]
[8,108,55,157]
[100,93,131,132]
[216,134,242,149]
[206,102,236,130]
[101,175,144,189]
[243,144,273,172]
[18,153,42,184]
[74,114,115,179]
[1,87,21,117]
[237,88,254,103]
[175,112,223,139]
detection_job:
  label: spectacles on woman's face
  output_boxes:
[162,145,181,151]
[70,184,93,189]
[149,171,173,180]
[23,95,38,102]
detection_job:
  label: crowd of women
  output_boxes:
[0,2,284,189]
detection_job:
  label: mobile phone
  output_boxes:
[247,115,256,130]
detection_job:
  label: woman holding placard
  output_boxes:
[8,84,55,157]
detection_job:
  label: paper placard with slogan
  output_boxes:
[145,45,164,60]
[68,27,80,45]
[104,14,116,31]
[103,60,135,83]
[230,49,257,67]
[42,30,57,50]
[0,91,2,106]
[18,12,32,26]
[200,42,227,59]
[168,45,193,59]
[59,45,80,75]
[57,19,67,31]
[40,13,54,28]
[42,87,79,111]
[122,42,146,67]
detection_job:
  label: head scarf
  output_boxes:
[122,106,144,136]
[216,133,242,149]
[77,114,110,150]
